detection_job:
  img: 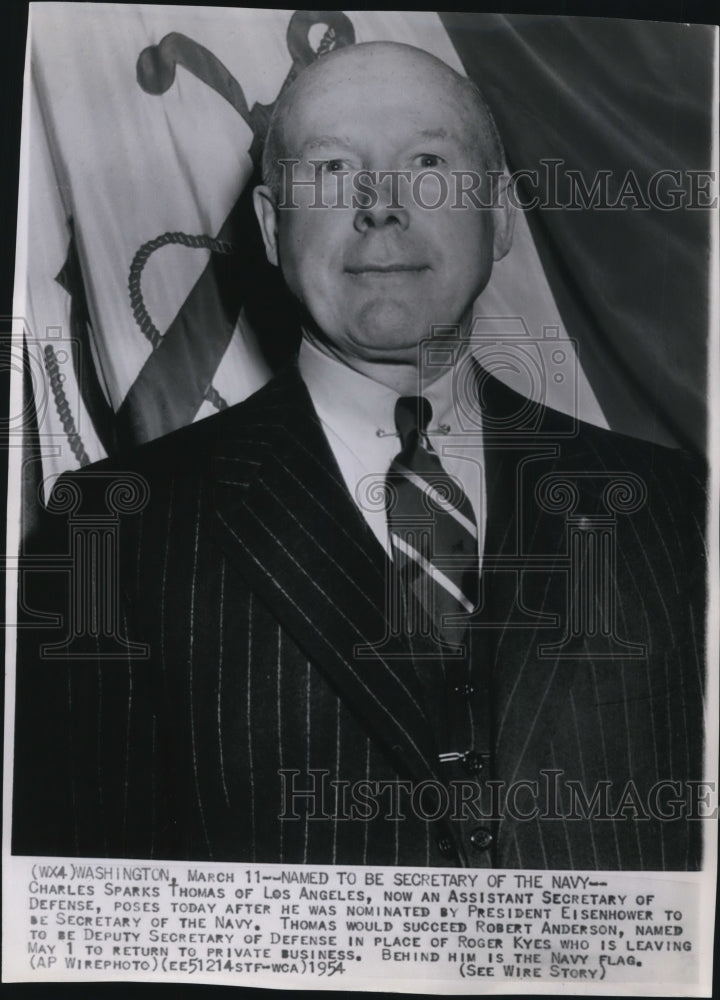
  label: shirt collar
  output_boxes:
[298,337,462,442]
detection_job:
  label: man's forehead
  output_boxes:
[299,61,460,102]
[286,78,471,149]
[266,42,496,171]
[296,126,468,157]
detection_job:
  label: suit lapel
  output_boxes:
[211,365,441,786]
[477,370,589,786]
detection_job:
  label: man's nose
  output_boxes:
[353,175,410,232]
[353,202,410,232]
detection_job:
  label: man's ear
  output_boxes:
[253,185,280,267]
[491,171,516,262]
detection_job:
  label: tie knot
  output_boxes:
[394,396,432,449]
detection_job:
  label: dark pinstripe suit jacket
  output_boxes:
[13,363,707,869]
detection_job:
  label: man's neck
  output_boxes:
[300,328,472,396]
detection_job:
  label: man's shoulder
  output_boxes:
[485,373,705,482]
[549,405,706,513]
[33,366,310,535]
[65,365,305,485]
[559,411,704,480]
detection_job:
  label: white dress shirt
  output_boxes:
[298,338,486,574]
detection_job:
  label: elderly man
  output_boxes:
[13,42,706,869]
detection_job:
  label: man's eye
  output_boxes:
[416,154,443,168]
[322,159,348,173]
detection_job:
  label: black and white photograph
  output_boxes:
[2,3,718,993]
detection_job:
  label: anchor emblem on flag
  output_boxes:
[54,11,356,458]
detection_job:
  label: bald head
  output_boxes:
[252,39,515,386]
[261,41,505,201]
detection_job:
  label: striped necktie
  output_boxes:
[385,396,479,651]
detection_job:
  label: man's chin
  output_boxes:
[348,302,438,355]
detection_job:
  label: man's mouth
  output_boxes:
[345,264,429,275]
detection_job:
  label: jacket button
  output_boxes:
[469,827,493,852]
[463,751,485,776]
[436,837,456,859]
